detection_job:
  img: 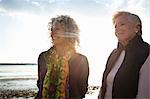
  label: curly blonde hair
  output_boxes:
[48,15,80,47]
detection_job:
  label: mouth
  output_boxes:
[116,32,125,35]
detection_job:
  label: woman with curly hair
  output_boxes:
[36,15,89,99]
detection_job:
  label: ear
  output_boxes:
[135,24,141,33]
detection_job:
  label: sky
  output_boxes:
[0,0,150,85]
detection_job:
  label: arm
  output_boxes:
[78,55,89,98]
[36,52,46,98]
[136,54,150,99]
[37,53,43,89]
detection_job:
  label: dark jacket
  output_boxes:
[100,35,150,99]
[36,48,89,99]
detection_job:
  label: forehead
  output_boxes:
[115,15,135,26]
[115,15,129,23]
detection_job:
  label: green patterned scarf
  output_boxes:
[42,47,75,99]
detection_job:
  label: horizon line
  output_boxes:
[0,63,37,65]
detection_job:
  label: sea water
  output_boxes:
[0,65,38,90]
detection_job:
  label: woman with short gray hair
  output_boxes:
[98,11,150,99]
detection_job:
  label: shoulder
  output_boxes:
[38,47,53,62]
[74,53,89,67]
[73,53,88,61]
[76,53,87,58]
[142,41,150,50]
[38,51,47,58]
[70,53,89,71]
[138,41,150,58]
[69,52,89,65]
[38,47,53,58]
[38,51,47,61]
[38,51,47,65]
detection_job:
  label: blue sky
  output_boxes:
[0,0,113,16]
[0,0,150,85]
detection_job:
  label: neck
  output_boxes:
[120,34,138,48]
[54,45,65,56]
[54,45,75,56]
[120,41,128,48]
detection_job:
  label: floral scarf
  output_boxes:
[42,47,75,99]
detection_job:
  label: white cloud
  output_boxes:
[48,0,56,3]
[0,0,46,16]
[31,1,40,6]
[94,0,102,4]
[0,6,7,12]
[104,0,149,17]
[26,0,30,2]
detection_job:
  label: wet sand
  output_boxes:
[0,86,100,99]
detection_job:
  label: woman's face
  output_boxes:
[51,22,65,46]
[114,15,137,44]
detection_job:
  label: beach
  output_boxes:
[0,89,36,99]
[0,78,37,98]
[0,65,37,98]
[0,85,99,99]
[0,78,100,99]
[0,79,100,99]
[0,86,99,99]
[0,65,100,98]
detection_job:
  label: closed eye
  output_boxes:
[120,23,125,26]
[115,23,124,28]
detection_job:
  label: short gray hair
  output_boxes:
[112,11,142,36]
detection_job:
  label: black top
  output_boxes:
[100,35,150,99]
[36,48,89,99]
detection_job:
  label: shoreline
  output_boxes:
[0,63,37,65]
[0,89,37,99]
[0,86,100,99]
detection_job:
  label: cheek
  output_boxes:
[127,27,135,35]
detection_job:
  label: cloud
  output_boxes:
[31,1,40,6]
[105,0,150,17]
[0,0,111,17]
[48,0,56,3]
[0,0,49,16]
[0,0,149,19]
[0,6,6,13]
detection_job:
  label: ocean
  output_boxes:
[0,65,38,90]
[0,64,99,98]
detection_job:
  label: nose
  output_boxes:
[114,25,120,35]
[51,32,55,39]
[51,30,56,37]
[115,24,120,32]
[114,26,118,33]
